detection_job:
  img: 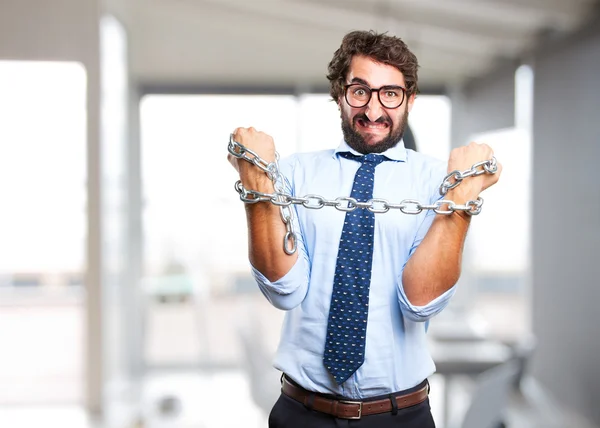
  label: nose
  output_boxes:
[365,92,384,122]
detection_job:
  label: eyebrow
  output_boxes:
[350,77,370,86]
[349,77,405,88]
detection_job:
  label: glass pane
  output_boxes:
[140,94,296,367]
[297,94,342,153]
[466,127,532,340]
[0,61,87,404]
[409,95,451,160]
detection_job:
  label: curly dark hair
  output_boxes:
[327,30,419,102]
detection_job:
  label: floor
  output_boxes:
[1,371,597,428]
[0,289,597,428]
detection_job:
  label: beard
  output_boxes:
[341,108,408,154]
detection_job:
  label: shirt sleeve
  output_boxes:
[396,161,456,322]
[251,245,310,310]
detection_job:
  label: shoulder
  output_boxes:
[405,149,447,180]
[279,149,336,172]
[404,149,448,200]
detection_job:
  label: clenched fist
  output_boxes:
[446,142,503,203]
[228,127,277,191]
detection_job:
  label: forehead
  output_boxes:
[347,55,406,87]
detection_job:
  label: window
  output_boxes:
[139,93,450,367]
[459,65,534,340]
[0,61,87,404]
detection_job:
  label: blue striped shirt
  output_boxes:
[251,139,456,399]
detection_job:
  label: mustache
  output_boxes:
[352,113,391,126]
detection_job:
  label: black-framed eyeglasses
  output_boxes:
[344,83,407,109]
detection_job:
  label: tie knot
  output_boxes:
[339,152,387,166]
[362,153,386,165]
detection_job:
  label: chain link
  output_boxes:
[229,134,497,254]
[439,157,497,195]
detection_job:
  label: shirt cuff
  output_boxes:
[397,281,456,322]
[251,255,307,296]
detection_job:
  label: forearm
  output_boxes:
[243,172,298,282]
[402,209,470,306]
[401,141,500,307]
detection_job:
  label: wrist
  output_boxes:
[240,168,275,193]
[434,201,472,225]
[444,187,479,206]
[441,191,479,221]
[451,210,472,225]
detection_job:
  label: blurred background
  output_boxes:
[0,0,599,427]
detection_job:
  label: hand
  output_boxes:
[227,127,277,190]
[446,142,503,202]
[227,127,276,174]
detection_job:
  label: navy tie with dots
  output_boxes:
[324,152,387,385]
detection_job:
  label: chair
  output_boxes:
[458,360,521,428]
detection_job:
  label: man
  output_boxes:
[228,30,501,427]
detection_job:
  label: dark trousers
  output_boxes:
[268,380,436,428]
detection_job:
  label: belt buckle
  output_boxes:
[338,400,363,419]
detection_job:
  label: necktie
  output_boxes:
[324,152,387,385]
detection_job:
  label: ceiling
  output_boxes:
[109,0,600,92]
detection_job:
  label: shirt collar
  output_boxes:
[333,139,407,162]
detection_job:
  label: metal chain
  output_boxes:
[228,134,497,254]
[228,134,297,255]
[439,158,498,196]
